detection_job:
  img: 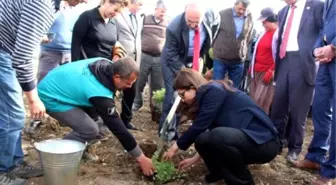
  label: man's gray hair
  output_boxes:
[156,0,166,9]
[234,0,250,7]
[184,1,204,13]
[112,57,139,78]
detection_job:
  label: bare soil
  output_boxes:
[22,94,321,185]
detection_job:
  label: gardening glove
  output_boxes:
[137,154,155,176]
[112,55,120,61]
[248,67,252,75]
[112,41,127,61]
[262,70,274,85]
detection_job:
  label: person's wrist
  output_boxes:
[192,155,199,162]
[136,153,146,163]
[24,88,39,104]
[330,44,336,54]
[172,142,179,152]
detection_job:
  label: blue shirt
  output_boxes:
[188,24,207,56]
[41,7,81,52]
[232,8,246,38]
[38,57,114,112]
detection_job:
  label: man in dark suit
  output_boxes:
[295,0,335,184]
[159,2,220,140]
[271,0,324,162]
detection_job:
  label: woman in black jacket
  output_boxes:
[163,69,280,185]
[71,0,126,61]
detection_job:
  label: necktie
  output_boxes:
[280,5,296,59]
[130,14,137,31]
[192,27,200,71]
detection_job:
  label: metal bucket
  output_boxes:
[34,139,86,185]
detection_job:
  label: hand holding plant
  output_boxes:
[137,154,155,176]
[163,142,179,161]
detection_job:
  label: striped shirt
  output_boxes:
[0,0,55,91]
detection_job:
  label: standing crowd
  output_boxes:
[0,0,334,185]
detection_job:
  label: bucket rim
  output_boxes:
[34,139,87,154]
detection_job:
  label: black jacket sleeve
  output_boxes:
[89,96,142,158]
[71,11,90,62]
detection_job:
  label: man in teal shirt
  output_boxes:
[38,57,155,176]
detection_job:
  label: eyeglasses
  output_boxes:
[178,90,187,99]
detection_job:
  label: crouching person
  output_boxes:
[163,69,281,185]
[37,57,154,176]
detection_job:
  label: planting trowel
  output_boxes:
[155,95,181,157]
[159,95,181,141]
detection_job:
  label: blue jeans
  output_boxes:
[305,62,336,178]
[213,59,244,87]
[0,49,25,172]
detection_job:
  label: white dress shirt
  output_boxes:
[282,0,306,51]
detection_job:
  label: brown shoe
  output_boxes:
[311,176,334,185]
[294,159,320,170]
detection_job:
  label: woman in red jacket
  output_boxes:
[249,8,278,115]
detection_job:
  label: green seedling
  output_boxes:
[151,147,187,184]
[153,88,166,104]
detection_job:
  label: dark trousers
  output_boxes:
[121,81,137,123]
[271,52,314,153]
[195,127,279,185]
[48,108,103,143]
[134,53,164,110]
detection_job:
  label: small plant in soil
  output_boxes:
[152,88,165,122]
[153,88,165,104]
[151,149,186,184]
[151,89,186,184]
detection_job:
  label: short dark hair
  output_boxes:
[234,0,250,7]
[112,57,139,79]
